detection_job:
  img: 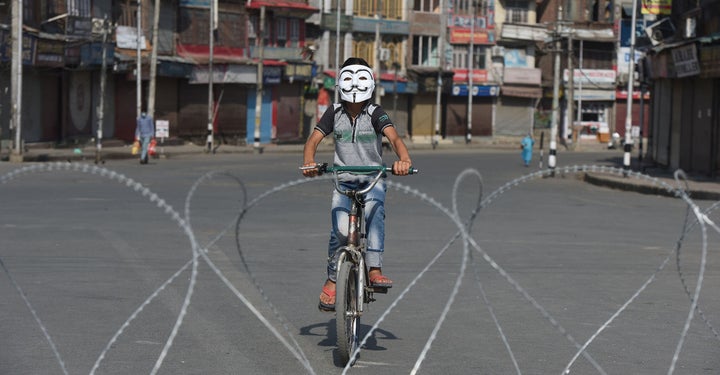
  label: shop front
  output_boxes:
[407,68,454,141]
[497,67,542,136]
[448,83,497,138]
[563,69,616,143]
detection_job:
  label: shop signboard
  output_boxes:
[116,26,147,50]
[449,29,494,44]
[0,28,8,62]
[451,84,498,97]
[641,0,671,15]
[617,47,644,74]
[503,67,541,85]
[619,19,647,47]
[0,31,36,65]
[80,42,114,66]
[263,66,282,85]
[671,44,700,78]
[452,69,488,83]
[36,39,65,67]
[563,69,616,87]
[23,35,36,65]
[700,45,720,78]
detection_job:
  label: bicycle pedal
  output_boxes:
[367,286,389,294]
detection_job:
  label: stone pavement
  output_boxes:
[3,138,719,201]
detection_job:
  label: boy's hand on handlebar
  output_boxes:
[301,162,320,177]
[392,160,413,176]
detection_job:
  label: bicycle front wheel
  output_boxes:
[335,259,359,365]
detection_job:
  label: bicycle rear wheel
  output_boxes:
[335,259,359,365]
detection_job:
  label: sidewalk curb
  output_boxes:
[583,172,720,201]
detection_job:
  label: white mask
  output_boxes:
[338,64,375,103]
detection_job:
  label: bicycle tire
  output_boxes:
[335,259,359,365]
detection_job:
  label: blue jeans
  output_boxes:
[140,136,152,161]
[326,178,386,281]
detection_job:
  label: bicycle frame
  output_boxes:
[300,163,416,365]
[329,166,388,316]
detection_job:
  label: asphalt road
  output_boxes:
[0,149,718,375]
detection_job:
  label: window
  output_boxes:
[179,8,209,45]
[354,0,374,17]
[384,0,402,20]
[453,0,471,15]
[471,45,486,69]
[247,15,258,46]
[413,0,441,12]
[247,14,270,47]
[276,17,287,47]
[379,37,403,70]
[289,19,300,48]
[354,0,403,19]
[451,45,485,69]
[505,0,528,23]
[353,37,374,64]
[412,35,439,66]
[218,12,245,48]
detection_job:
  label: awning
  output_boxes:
[572,88,616,101]
[246,0,318,16]
[572,28,615,42]
[501,85,542,98]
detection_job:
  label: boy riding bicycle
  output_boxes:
[301,57,413,312]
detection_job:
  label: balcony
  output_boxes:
[353,18,409,35]
[248,46,304,60]
[320,13,353,32]
[500,23,548,42]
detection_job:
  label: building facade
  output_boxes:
[3,0,672,153]
[643,0,720,175]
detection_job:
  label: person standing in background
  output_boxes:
[135,112,154,164]
[521,133,534,167]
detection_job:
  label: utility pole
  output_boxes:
[577,40,583,142]
[567,32,575,150]
[374,0,382,106]
[334,0,341,102]
[433,0,446,149]
[466,0,475,144]
[147,0,161,118]
[623,0,639,176]
[96,15,109,164]
[136,0,142,119]
[548,6,562,176]
[10,0,23,162]
[207,0,217,153]
[253,5,265,153]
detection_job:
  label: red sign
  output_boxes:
[449,29,494,44]
[615,89,650,100]
[452,69,488,83]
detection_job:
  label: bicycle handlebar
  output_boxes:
[300,163,418,175]
[300,163,417,197]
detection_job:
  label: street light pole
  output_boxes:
[207,0,217,153]
[253,5,265,153]
[374,0,382,106]
[148,0,161,118]
[334,0,341,102]
[548,6,562,176]
[466,1,475,144]
[96,15,109,164]
[433,0,446,149]
[623,0,639,176]
[136,0,142,119]
[10,0,23,162]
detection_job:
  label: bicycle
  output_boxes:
[300,163,417,365]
